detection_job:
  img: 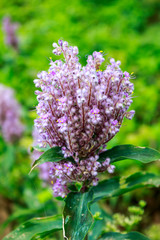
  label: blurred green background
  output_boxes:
[0,0,160,239]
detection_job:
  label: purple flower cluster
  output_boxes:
[50,156,114,198]
[2,17,19,51]
[32,128,114,196]
[0,84,24,143]
[34,40,135,197]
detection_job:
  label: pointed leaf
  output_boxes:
[92,172,160,202]
[63,190,94,240]
[3,215,62,240]
[98,145,160,164]
[98,231,150,240]
[30,147,65,173]
[30,147,74,173]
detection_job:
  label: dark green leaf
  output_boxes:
[98,231,150,240]
[92,172,160,202]
[98,145,160,164]
[30,147,65,173]
[63,190,94,240]
[3,215,62,240]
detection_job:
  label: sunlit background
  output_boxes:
[0,0,160,239]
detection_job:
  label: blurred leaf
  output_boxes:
[1,200,58,233]
[37,189,53,203]
[92,172,160,202]
[63,190,94,240]
[98,145,160,164]
[98,231,150,240]
[3,145,15,171]
[3,215,62,240]
[145,224,160,240]
[1,208,43,232]
[23,188,42,209]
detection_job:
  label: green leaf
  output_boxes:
[92,172,160,202]
[3,145,15,171]
[68,182,83,192]
[1,200,58,233]
[2,215,62,240]
[63,190,94,240]
[0,208,42,233]
[31,230,60,240]
[30,147,65,173]
[98,231,150,240]
[98,145,160,164]
[89,203,112,240]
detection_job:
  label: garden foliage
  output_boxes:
[0,0,160,239]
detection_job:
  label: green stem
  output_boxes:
[84,234,88,240]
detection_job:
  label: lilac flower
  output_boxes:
[34,40,135,197]
[0,84,24,143]
[49,155,114,197]
[2,17,19,51]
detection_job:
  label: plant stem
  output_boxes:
[84,234,88,240]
